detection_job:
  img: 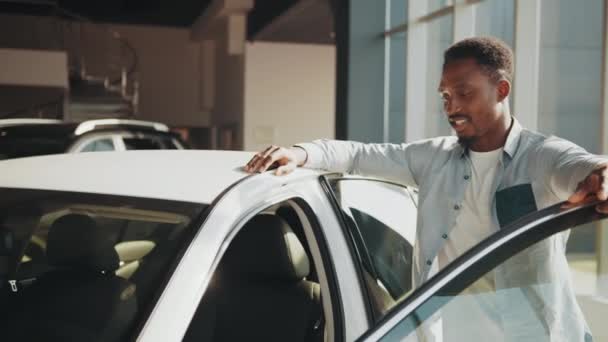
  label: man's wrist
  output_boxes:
[291,145,308,167]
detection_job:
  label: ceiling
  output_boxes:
[0,0,334,44]
[0,0,213,26]
[252,0,334,45]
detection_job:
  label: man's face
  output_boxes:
[438,58,507,146]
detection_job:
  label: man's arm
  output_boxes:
[246,139,431,187]
[295,139,421,185]
[532,136,608,213]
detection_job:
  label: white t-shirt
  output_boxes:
[438,147,503,268]
[435,147,505,341]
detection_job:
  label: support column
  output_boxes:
[333,0,388,142]
[405,0,429,142]
[453,0,476,40]
[513,0,541,131]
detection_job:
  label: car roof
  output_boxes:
[0,119,173,138]
[0,150,324,204]
[0,119,63,127]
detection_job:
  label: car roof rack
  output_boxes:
[0,118,62,127]
[74,119,170,135]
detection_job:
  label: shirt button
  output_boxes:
[464,175,470,180]
[426,260,432,266]
[442,234,448,239]
[454,204,461,210]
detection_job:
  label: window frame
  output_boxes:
[357,200,608,341]
[322,174,418,325]
[182,194,345,342]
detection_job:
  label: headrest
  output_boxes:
[46,214,119,272]
[222,214,310,281]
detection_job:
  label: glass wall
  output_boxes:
[538,0,604,155]
[475,0,515,48]
[386,0,407,143]
[425,13,454,138]
[537,0,606,300]
[475,0,515,110]
[381,0,608,300]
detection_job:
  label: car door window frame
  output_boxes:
[358,200,607,341]
[182,194,345,342]
[322,174,418,325]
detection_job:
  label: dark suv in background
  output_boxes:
[0,119,187,160]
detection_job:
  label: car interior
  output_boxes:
[183,201,326,342]
[0,201,196,342]
[4,213,138,341]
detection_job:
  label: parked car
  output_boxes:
[0,151,605,341]
[0,118,186,160]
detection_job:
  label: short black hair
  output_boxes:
[443,36,514,82]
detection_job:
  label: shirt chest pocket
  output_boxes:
[495,183,538,228]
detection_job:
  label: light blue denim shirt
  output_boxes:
[297,119,607,341]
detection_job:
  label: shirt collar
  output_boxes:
[502,117,522,159]
[457,117,522,160]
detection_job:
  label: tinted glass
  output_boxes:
[0,125,74,159]
[330,178,418,320]
[0,188,205,341]
[123,135,181,150]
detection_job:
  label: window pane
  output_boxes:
[123,137,164,150]
[0,126,70,159]
[427,0,450,14]
[425,14,454,138]
[0,188,205,341]
[80,138,115,152]
[475,0,515,48]
[331,179,417,320]
[162,137,181,149]
[538,0,604,154]
[387,0,407,143]
[474,0,515,110]
[538,0,604,287]
[183,208,323,342]
[381,218,608,341]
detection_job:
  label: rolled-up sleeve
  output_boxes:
[294,139,426,187]
[531,136,608,200]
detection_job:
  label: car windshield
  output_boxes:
[0,188,207,341]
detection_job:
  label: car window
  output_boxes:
[373,206,608,342]
[79,138,115,152]
[0,126,72,159]
[329,178,418,321]
[163,137,182,149]
[123,135,180,150]
[0,188,206,341]
[183,201,325,342]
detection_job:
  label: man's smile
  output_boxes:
[448,116,471,131]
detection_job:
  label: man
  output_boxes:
[245,37,607,341]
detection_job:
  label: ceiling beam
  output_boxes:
[190,0,253,40]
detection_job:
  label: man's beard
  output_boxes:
[458,135,476,148]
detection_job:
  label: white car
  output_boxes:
[0,151,605,342]
[0,118,186,160]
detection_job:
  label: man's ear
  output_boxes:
[497,79,511,102]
